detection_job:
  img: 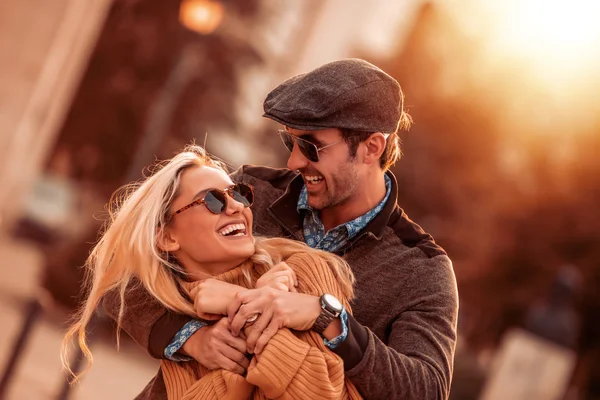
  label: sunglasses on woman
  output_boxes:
[278,129,344,162]
[171,183,254,217]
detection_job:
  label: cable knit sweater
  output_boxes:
[159,252,362,400]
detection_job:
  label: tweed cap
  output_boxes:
[263,58,403,133]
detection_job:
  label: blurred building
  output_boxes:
[0,0,111,231]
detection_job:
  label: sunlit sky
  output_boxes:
[439,0,600,141]
[444,0,600,89]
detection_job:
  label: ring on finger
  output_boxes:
[245,313,260,324]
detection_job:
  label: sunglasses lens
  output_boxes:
[232,184,254,207]
[279,131,294,152]
[204,190,227,214]
[297,140,319,162]
[279,130,319,162]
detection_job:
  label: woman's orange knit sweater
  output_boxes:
[160,252,362,400]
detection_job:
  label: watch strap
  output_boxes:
[313,307,336,333]
[313,294,341,333]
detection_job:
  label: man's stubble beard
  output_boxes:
[315,162,360,211]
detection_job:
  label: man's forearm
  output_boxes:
[102,281,190,359]
[331,314,368,369]
[332,314,454,400]
[150,311,195,359]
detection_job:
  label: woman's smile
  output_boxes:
[217,220,251,239]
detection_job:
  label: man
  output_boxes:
[105,58,458,399]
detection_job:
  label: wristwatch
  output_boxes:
[312,293,343,334]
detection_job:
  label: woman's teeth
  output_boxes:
[305,175,324,184]
[219,223,246,236]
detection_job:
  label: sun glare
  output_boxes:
[466,0,600,94]
[503,1,600,57]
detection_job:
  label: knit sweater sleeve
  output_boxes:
[245,252,361,399]
[161,360,254,400]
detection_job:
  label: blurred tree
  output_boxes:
[37,0,265,312]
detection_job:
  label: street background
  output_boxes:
[0,1,599,399]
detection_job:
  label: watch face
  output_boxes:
[323,293,343,312]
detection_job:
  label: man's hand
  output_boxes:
[256,262,298,292]
[180,317,249,375]
[191,279,245,319]
[227,287,321,354]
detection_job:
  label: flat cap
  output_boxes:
[263,58,403,133]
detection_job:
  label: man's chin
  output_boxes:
[307,194,322,209]
[307,194,332,211]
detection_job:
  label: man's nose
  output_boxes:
[287,141,309,171]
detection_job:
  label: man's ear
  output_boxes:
[362,132,387,165]
[156,227,180,253]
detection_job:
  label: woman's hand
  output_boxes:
[227,287,322,354]
[181,317,250,375]
[256,262,298,292]
[191,279,245,320]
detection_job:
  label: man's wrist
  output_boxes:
[312,293,343,333]
[179,324,209,357]
[323,308,349,349]
[164,319,207,361]
[310,295,322,326]
[322,317,342,340]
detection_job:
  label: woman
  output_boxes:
[62,145,361,400]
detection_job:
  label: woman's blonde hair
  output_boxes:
[61,144,354,382]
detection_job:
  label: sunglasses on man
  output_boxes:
[277,129,344,163]
[171,183,254,217]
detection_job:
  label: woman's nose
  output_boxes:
[224,193,246,215]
